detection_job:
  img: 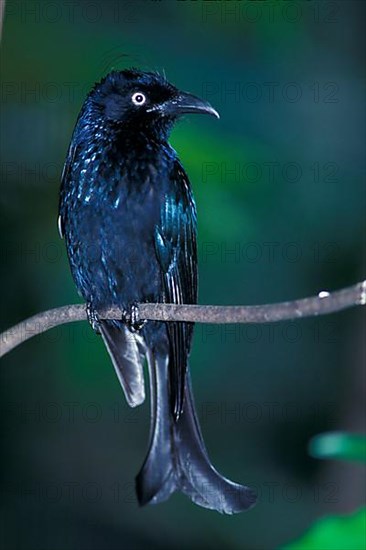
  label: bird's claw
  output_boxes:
[125,303,145,333]
[86,303,101,334]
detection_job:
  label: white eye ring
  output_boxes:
[131,92,146,106]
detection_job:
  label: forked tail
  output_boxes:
[136,352,257,514]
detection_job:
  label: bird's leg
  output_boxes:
[86,302,101,334]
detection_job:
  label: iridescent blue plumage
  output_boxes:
[59,69,256,513]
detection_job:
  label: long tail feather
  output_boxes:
[136,350,176,505]
[136,352,257,514]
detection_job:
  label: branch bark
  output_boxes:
[1,280,365,359]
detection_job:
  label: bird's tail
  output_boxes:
[136,351,257,514]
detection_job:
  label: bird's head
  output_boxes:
[88,69,219,140]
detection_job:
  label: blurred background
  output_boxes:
[0,1,365,549]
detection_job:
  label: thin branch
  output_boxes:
[0,0,5,41]
[1,280,365,359]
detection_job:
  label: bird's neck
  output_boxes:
[73,113,177,198]
[79,109,174,162]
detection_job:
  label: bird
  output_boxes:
[59,69,256,514]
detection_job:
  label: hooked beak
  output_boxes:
[150,92,220,119]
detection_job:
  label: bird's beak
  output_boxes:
[155,92,220,119]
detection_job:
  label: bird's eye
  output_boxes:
[131,92,147,106]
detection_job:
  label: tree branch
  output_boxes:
[0,0,5,41]
[1,280,365,359]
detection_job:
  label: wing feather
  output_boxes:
[154,161,197,418]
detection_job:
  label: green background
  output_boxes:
[0,1,365,549]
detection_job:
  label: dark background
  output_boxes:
[0,1,365,549]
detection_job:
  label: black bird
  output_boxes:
[59,69,256,514]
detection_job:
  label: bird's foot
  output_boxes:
[86,302,101,334]
[125,303,146,333]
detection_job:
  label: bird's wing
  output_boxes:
[154,160,197,418]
